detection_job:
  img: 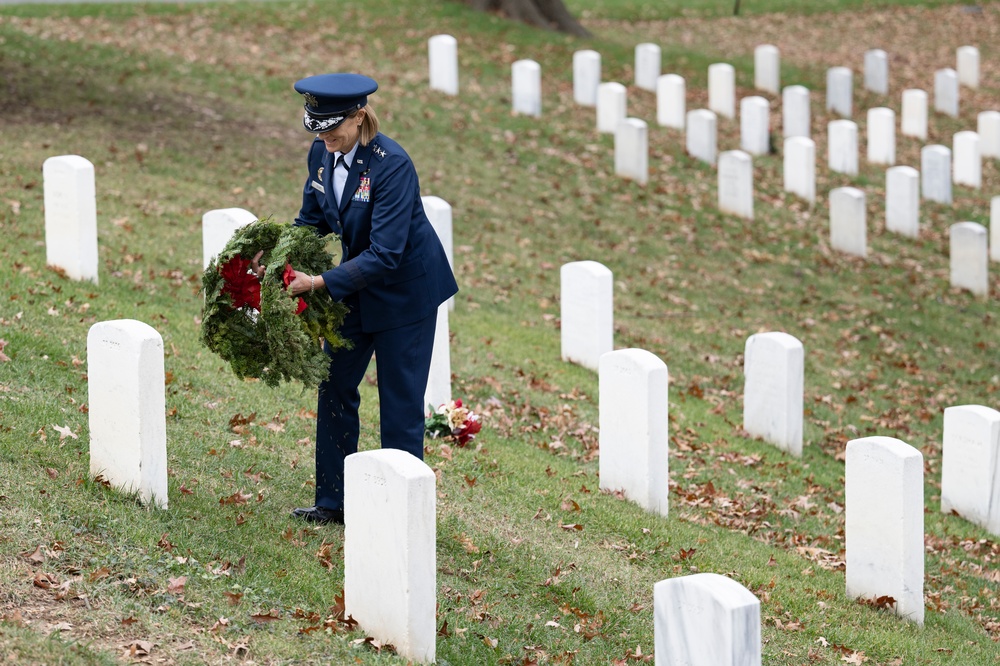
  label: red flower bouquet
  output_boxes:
[425,399,483,446]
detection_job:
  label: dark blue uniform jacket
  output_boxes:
[294,133,458,332]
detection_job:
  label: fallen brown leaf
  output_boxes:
[167,576,187,595]
[23,545,45,564]
[88,566,111,583]
[33,572,57,589]
[250,610,281,623]
[123,640,153,657]
[51,424,77,440]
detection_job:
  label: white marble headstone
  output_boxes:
[866,107,895,165]
[743,332,803,456]
[560,261,613,371]
[934,68,959,118]
[953,131,981,189]
[708,63,735,119]
[615,118,649,185]
[885,166,920,238]
[782,85,810,139]
[718,150,754,220]
[635,43,661,92]
[921,145,952,205]
[87,319,167,508]
[992,196,1000,262]
[598,349,669,516]
[754,44,780,94]
[830,187,867,258]
[783,137,816,204]
[654,573,761,666]
[345,449,436,663]
[202,208,256,270]
[845,436,924,625]
[512,59,541,117]
[686,109,718,165]
[423,303,451,413]
[422,195,454,311]
[979,111,1000,160]
[828,119,859,176]
[941,405,1000,536]
[901,89,928,140]
[597,82,627,134]
[43,155,99,284]
[957,46,980,89]
[421,201,454,404]
[428,34,459,96]
[740,96,770,156]
[950,222,989,296]
[657,74,686,130]
[864,49,889,95]
[573,50,601,107]
[826,67,853,118]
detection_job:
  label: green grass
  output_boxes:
[1,0,999,664]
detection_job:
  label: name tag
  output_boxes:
[311,180,325,194]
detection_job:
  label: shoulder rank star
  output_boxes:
[374,146,387,158]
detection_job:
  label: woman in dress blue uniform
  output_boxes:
[279,73,458,524]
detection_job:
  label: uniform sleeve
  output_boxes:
[293,141,333,235]
[321,154,415,300]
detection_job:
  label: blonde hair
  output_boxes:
[358,104,380,146]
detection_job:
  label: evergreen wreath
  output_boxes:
[201,219,350,387]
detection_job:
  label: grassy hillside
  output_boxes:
[0,0,998,664]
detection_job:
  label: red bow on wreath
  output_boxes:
[220,256,261,311]
[219,258,307,315]
[282,263,308,315]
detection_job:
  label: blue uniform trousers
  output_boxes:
[313,296,437,511]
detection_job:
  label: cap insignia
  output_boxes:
[302,92,319,108]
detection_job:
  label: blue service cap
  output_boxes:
[293,73,379,133]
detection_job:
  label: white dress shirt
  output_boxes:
[333,141,360,207]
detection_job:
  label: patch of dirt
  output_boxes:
[1,559,122,661]
[0,557,194,665]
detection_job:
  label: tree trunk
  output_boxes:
[467,0,590,37]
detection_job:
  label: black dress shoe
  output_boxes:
[290,506,344,525]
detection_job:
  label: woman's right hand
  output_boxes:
[250,250,265,279]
